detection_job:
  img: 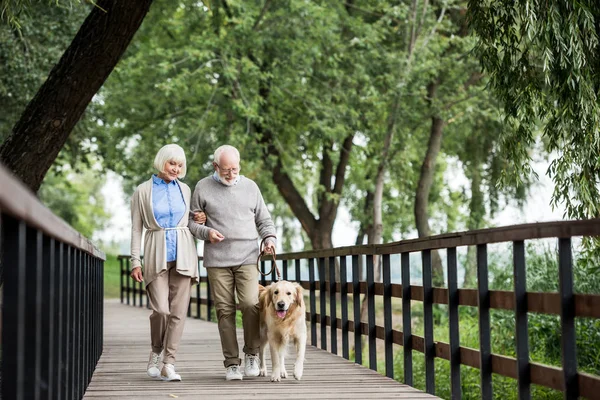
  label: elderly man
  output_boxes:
[188,144,276,381]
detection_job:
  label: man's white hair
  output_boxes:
[213,145,240,165]
[153,144,187,179]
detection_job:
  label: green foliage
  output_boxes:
[38,166,109,238]
[0,3,88,139]
[468,0,600,219]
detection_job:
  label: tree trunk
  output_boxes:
[414,81,445,286]
[0,0,154,191]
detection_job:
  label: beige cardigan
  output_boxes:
[130,178,199,286]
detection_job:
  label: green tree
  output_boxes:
[0,0,154,191]
[38,166,109,238]
[468,0,600,220]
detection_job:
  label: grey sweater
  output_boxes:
[188,175,277,267]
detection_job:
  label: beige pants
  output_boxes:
[147,261,193,365]
[207,264,260,367]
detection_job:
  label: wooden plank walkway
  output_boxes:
[84,300,438,399]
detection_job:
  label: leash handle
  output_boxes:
[257,235,280,281]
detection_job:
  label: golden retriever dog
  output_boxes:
[258,281,307,382]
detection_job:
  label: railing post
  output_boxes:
[422,249,435,394]
[477,244,492,400]
[401,252,412,386]
[340,256,349,360]
[447,247,461,399]
[282,259,288,281]
[1,218,27,400]
[295,259,301,283]
[352,255,362,365]
[329,256,337,355]
[120,257,124,304]
[558,237,578,399]
[309,258,317,347]
[513,240,530,400]
[319,257,327,350]
[367,254,376,371]
[383,254,393,378]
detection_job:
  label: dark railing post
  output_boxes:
[340,256,349,360]
[383,254,393,378]
[401,252,412,386]
[126,259,131,305]
[513,240,530,400]
[352,255,362,365]
[1,217,27,400]
[558,237,578,399]
[295,258,301,283]
[120,257,124,304]
[422,249,435,395]
[329,256,337,355]
[282,259,288,281]
[309,258,317,347]
[366,254,376,371]
[55,241,65,400]
[319,257,327,350]
[477,244,492,400]
[207,275,213,322]
[261,259,267,286]
[196,280,201,319]
[447,247,462,399]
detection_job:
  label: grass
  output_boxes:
[104,254,122,298]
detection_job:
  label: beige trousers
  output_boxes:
[207,264,260,367]
[147,261,193,365]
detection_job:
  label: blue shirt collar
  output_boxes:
[152,174,177,186]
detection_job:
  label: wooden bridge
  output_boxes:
[2,162,600,400]
[84,299,434,399]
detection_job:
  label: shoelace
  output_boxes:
[247,356,258,367]
[151,353,160,364]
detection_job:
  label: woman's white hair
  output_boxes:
[154,144,187,179]
[213,145,240,164]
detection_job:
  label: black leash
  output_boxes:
[256,235,280,281]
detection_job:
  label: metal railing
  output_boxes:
[119,219,600,399]
[0,164,105,400]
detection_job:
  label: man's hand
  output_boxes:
[131,267,143,283]
[263,240,275,254]
[208,229,225,243]
[194,211,207,224]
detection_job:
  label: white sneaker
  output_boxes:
[225,365,243,381]
[147,351,161,378]
[244,353,260,377]
[161,363,182,381]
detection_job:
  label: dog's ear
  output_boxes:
[259,284,272,310]
[294,282,304,308]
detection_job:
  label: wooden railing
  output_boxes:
[119,219,600,399]
[0,164,105,400]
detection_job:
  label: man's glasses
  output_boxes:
[215,163,240,174]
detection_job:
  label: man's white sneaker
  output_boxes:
[161,363,182,381]
[225,365,243,381]
[147,351,161,378]
[244,353,260,377]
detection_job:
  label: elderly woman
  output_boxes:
[130,144,205,381]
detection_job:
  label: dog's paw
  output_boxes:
[281,369,288,379]
[294,364,303,380]
[259,367,267,377]
[270,373,282,382]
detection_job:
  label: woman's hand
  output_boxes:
[131,267,143,283]
[194,211,207,224]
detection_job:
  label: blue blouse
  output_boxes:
[152,175,186,262]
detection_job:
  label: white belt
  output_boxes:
[148,226,189,232]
